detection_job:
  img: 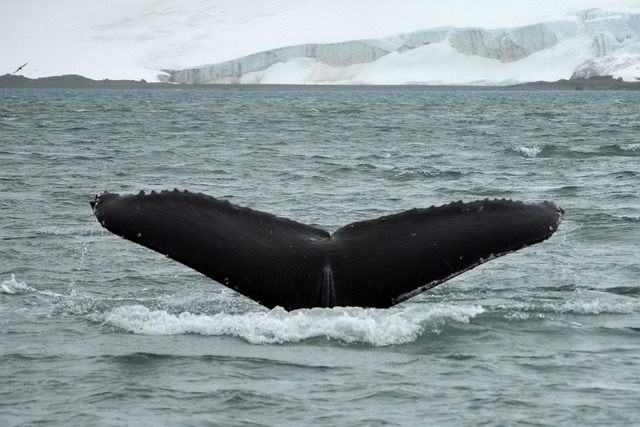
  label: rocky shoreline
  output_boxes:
[1,73,639,91]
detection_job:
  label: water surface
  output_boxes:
[1,88,639,426]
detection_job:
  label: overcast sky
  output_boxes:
[1,0,638,80]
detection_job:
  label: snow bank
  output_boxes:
[1,0,638,83]
[164,10,640,85]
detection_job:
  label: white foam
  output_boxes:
[1,274,30,294]
[94,303,484,346]
[620,143,640,152]
[516,146,543,158]
[556,299,639,315]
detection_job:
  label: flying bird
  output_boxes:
[12,62,28,74]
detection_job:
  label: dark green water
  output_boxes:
[1,88,639,426]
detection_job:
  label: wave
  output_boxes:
[3,275,485,346]
[601,143,640,155]
[515,146,542,158]
[513,144,640,159]
[89,303,484,346]
[392,167,464,180]
[1,274,65,298]
[0,274,30,294]
[620,143,640,152]
[603,286,640,297]
[35,225,105,237]
[6,273,639,346]
[512,145,594,159]
[496,297,640,317]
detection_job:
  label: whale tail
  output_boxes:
[91,190,562,310]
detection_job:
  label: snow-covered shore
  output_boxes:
[1,0,639,84]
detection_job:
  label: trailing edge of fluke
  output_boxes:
[91,190,563,311]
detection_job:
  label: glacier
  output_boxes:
[162,9,640,85]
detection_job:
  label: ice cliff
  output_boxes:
[161,9,640,85]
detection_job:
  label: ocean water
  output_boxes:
[1,87,639,426]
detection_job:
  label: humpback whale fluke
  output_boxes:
[91,190,563,310]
